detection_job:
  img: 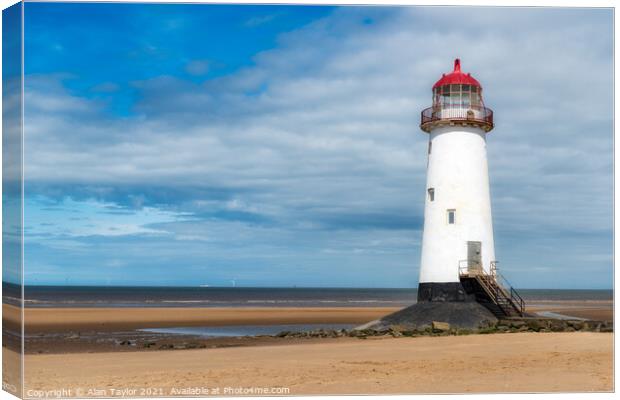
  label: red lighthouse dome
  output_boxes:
[432,58,481,89]
[420,58,494,133]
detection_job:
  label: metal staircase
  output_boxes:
[459,261,525,318]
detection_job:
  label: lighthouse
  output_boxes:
[417,58,495,302]
[366,59,524,330]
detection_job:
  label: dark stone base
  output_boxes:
[364,301,498,330]
[417,282,475,302]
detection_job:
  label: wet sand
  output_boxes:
[6,301,612,334]
[18,332,613,395]
[530,307,613,321]
[4,302,612,356]
[526,300,613,321]
[4,304,399,333]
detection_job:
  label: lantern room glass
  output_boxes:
[433,84,482,109]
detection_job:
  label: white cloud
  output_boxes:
[25,197,191,239]
[185,60,210,76]
[244,14,278,27]
[91,82,120,93]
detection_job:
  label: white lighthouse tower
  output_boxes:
[417,59,496,303]
[366,59,523,330]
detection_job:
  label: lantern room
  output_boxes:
[433,84,482,109]
[420,59,494,133]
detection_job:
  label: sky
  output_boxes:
[10,4,614,288]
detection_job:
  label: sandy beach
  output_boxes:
[3,301,613,395]
[16,332,612,395]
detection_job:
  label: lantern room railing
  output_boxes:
[420,105,494,133]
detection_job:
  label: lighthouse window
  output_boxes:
[447,209,456,224]
[441,89,450,105]
[428,188,435,201]
[450,92,460,107]
[472,92,481,107]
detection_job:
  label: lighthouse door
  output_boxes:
[467,241,482,274]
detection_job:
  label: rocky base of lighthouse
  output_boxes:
[363,301,498,331]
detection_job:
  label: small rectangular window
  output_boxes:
[428,188,435,202]
[428,141,432,154]
[447,209,455,224]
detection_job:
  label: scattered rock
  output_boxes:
[526,319,543,331]
[567,321,584,330]
[431,321,450,332]
[478,319,495,329]
[265,316,613,342]
[388,325,406,333]
[549,320,566,332]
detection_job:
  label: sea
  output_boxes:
[2,282,613,309]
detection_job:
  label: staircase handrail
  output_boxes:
[458,259,483,276]
[492,262,525,314]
